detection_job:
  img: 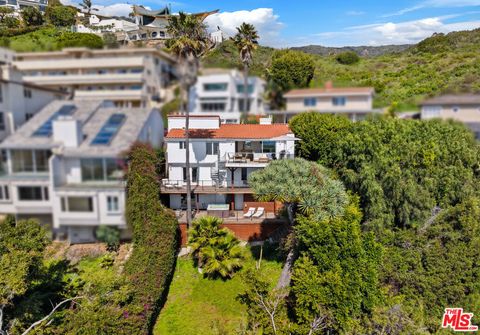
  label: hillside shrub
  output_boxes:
[336,51,360,65]
[56,31,103,49]
[95,225,120,251]
[21,6,44,26]
[45,5,76,27]
[124,142,178,333]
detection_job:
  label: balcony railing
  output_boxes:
[161,179,251,191]
[225,152,294,164]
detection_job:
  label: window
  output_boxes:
[81,158,103,181]
[179,141,186,149]
[183,167,198,182]
[107,196,119,212]
[23,88,32,98]
[262,141,276,153]
[241,168,247,181]
[0,112,4,131]
[11,150,51,173]
[203,83,228,91]
[239,99,252,112]
[452,106,460,113]
[236,84,254,94]
[81,158,124,182]
[0,185,9,200]
[32,105,76,137]
[18,186,48,201]
[332,97,346,106]
[201,103,226,112]
[91,114,126,145]
[206,142,219,155]
[304,98,317,107]
[0,85,2,102]
[61,197,93,212]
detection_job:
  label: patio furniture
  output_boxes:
[243,207,256,218]
[252,207,265,218]
[207,204,230,218]
[258,156,270,163]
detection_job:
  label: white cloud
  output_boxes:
[346,10,366,16]
[93,3,134,17]
[309,15,480,46]
[205,8,284,47]
[383,0,480,17]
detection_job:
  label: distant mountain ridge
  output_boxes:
[290,44,412,57]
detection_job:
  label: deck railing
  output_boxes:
[161,179,251,190]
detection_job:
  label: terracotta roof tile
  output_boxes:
[166,124,292,139]
[284,87,374,97]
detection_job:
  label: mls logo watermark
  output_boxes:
[442,308,478,332]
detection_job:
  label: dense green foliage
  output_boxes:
[188,216,246,279]
[6,27,103,52]
[267,50,315,92]
[0,8,19,29]
[124,142,178,333]
[292,198,382,333]
[21,6,44,26]
[289,113,480,333]
[335,51,360,65]
[204,29,480,110]
[45,4,76,27]
[290,113,480,229]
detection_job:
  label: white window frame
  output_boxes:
[0,185,10,201]
[206,142,219,155]
[106,195,120,213]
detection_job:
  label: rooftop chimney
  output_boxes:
[53,116,83,148]
[325,81,333,89]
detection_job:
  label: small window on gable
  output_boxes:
[179,141,186,149]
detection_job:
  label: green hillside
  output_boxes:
[203,29,480,110]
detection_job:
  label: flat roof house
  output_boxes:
[162,115,296,240]
[269,82,378,122]
[188,70,266,124]
[11,47,177,108]
[0,65,66,142]
[0,100,164,243]
[420,94,480,137]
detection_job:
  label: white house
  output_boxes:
[0,100,164,243]
[162,115,296,215]
[0,0,47,13]
[269,82,378,122]
[188,70,266,124]
[12,47,177,108]
[0,64,66,141]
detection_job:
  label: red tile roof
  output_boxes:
[166,124,292,139]
[284,87,374,97]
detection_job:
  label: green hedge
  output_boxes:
[124,142,178,333]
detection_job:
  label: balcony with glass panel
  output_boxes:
[224,141,294,168]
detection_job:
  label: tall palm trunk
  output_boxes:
[184,85,192,229]
[243,64,249,121]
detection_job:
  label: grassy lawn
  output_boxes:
[154,244,283,335]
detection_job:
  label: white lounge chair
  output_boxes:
[243,207,256,218]
[252,207,265,218]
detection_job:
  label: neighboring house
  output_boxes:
[188,70,266,124]
[0,100,164,243]
[0,64,66,142]
[74,14,139,36]
[0,0,47,13]
[420,94,480,138]
[269,82,378,122]
[162,115,296,215]
[11,47,177,108]
[126,5,218,43]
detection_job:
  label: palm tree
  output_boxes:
[167,12,211,230]
[188,216,225,262]
[201,232,246,279]
[232,23,259,122]
[80,0,98,14]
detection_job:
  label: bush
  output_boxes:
[95,225,120,251]
[21,6,44,26]
[45,5,76,27]
[56,31,103,49]
[124,142,178,332]
[335,51,360,65]
[102,32,119,49]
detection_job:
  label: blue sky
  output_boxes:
[88,0,480,47]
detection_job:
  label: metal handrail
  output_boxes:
[160,179,251,190]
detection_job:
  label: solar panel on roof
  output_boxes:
[91,113,126,146]
[32,105,76,137]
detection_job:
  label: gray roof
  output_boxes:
[0,100,155,157]
[421,94,480,106]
